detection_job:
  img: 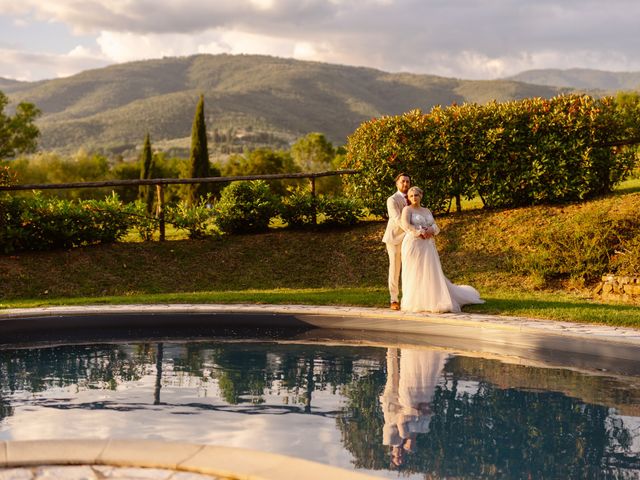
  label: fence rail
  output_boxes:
[0,169,359,241]
[0,170,358,191]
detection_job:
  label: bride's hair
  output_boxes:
[407,186,423,196]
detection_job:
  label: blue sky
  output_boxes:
[1,0,639,82]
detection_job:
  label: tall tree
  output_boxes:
[0,91,41,159]
[139,132,155,214]
[291,132,335,172]
[187,94,210,204]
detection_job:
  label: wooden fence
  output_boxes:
[0,170,358,240]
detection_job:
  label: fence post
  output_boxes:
[156,184,165,241]
[310,176,317,225]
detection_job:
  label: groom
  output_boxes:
[382,173,411,310]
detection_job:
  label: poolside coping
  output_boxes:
[1,303,639,344]
[0,439,379,479]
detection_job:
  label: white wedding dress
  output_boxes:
[400,209,484,313]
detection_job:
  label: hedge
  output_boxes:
[343,94,639,215]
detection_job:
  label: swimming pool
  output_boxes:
[2,326,640,479]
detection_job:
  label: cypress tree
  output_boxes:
[139,132,155,214]
[188,94,210,204]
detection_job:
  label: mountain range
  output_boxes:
[3,54,636,157]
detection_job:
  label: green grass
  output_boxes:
[0,287,386,309]
[465,289,640,327]
[614,176,640,195]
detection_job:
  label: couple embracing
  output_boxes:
[383,173,484,313]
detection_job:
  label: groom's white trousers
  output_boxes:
[386,242,402,303]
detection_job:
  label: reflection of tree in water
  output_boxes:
[338,369,387,470]
[170,343,379,407]
[0,395,13,422]
[0,346,150,394]
[338,352,640,479]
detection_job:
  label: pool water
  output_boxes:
[1,339,640,479]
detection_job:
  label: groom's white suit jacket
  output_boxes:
[382,191,407,245]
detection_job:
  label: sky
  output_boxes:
[1,0,640,82]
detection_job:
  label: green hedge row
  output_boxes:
[0,193,138,252]
[343,94,639,215]
[0,181,364,252]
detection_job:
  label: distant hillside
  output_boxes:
[508,68,640,92]
[5,54,567,156]
[0,77,30,92]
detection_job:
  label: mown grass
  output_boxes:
[1,187,639,328]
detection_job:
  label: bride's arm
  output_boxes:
[426,209,440,236]
[401,207,423,237]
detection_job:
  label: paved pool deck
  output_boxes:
[1,302,639,344]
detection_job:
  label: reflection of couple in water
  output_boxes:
[380,348,449,468]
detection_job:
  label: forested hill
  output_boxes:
[5,54,567,155]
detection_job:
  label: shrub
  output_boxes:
[344,94,638,213]
[129,200,159,241]
[214,181,280,234]
[279,187,318,228]
[611,235,640,275]
[0,165,16,186]
[167,197,215,239]
[0,192,135,253]
[319,196,364,227]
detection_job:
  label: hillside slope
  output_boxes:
[5,54,566,154]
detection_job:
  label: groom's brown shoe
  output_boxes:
[390,301,400,310]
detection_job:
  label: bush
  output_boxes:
[129,200,159,241]
[0,165,16,186]
[279,187,318,228]
[214,181,280,234]
[0,192,135,253]
[611,235,640,275]
[319,196,364,227]
[167,198,215,239]
[343,94,638,214]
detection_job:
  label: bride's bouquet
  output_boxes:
[418,222,434,237]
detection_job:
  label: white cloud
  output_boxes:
[249,0,276,10]
[67,45,93,57]
[0,47,109,81]
[2,0,640,81]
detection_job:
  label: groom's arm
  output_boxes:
[387,196,404,230]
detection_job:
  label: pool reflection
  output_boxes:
[1,341,639,479]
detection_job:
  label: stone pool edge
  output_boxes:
[0,439,378,480]
[1,303,639,345]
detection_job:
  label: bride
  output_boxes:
[400,186,484,313]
